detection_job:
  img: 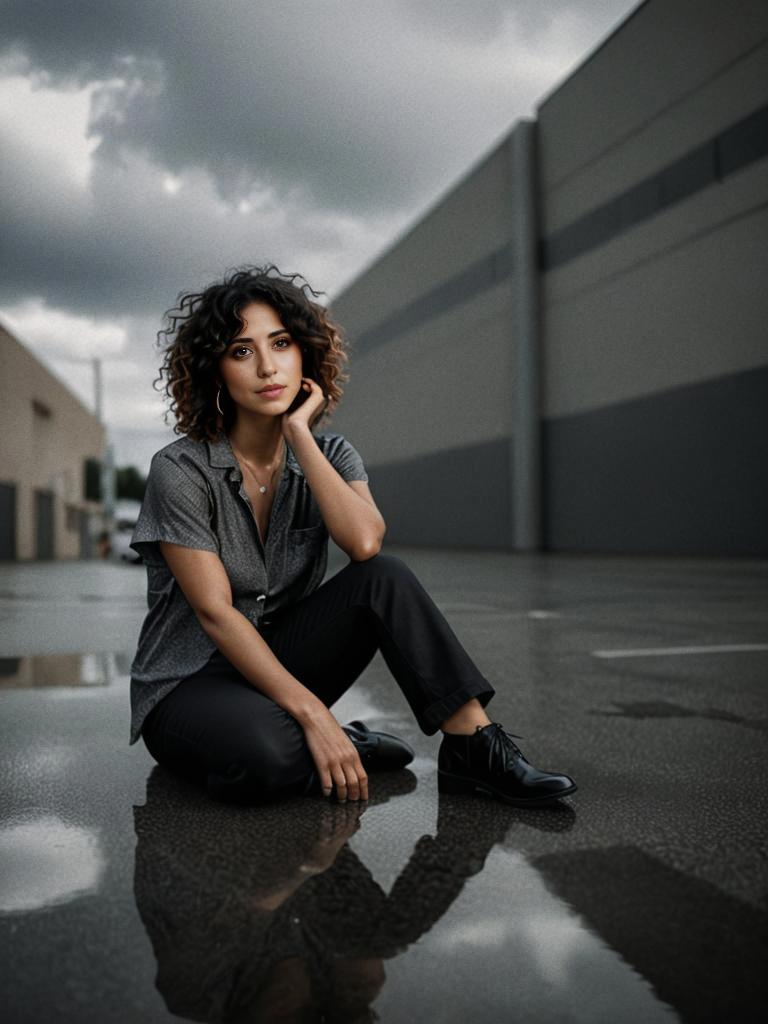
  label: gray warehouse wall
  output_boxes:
[328,131,524,549]
[537,0,768,555]
[328,0,768,555]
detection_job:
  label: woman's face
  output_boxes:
[218,300,305,420]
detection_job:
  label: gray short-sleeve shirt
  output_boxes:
[127,429,369,745]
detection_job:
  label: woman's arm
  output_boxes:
[284,422,385,560]
[282,376,385,560]
[159,542,369,801]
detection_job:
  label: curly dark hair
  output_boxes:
[153,263,353,441]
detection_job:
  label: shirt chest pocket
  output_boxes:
[278,524,326,588]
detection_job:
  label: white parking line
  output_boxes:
[592,643,768,658]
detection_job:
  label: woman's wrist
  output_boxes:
[282,420,312,445]
[291,694,329,727]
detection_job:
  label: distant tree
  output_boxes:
[116,466,147,501]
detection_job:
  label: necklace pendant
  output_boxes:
[259,484,267,494]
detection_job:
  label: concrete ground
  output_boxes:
[0,545,766,1023]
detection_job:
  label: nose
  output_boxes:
[255,348,277,377]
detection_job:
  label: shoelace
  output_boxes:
[478,723,526,774]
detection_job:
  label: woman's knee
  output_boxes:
[207,715,314,803]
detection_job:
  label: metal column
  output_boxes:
[508,119,542,551]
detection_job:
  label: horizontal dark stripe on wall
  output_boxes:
[340,107,767,360]
[367,437,512,548]
[350,245,514,355]
[542,364,768,555]
[541,103,768,270]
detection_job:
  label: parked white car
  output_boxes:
[111,498,143,564]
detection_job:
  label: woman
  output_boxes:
[129,264,576,807]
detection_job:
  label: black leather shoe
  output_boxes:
[341,720,415,771]
[437,722,576,806]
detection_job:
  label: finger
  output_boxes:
[343,759,361,802]
[331,764,348,802]
[352,758,368,803]
[318,766,333,799]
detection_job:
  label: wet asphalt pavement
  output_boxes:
[0,546,766,1023]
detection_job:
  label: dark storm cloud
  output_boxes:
[0,0,639,319]
[0,0,524,214]
[0,139,356,317]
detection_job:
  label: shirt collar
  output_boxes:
[206,431,304,478]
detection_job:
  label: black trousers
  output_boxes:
[141,553,496,804]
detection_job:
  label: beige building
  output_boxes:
[0,322,106,561]
[327,0,768,556]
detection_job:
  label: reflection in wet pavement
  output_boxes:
[131,770,682,1023]
[535,846,768,1024]
[0,814,105,914]
[0,651,133,689]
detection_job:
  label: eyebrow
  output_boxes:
[228,328,289,345]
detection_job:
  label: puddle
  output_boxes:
[129,773,681,1023]
[326,684,411,730]
[0,812,105,914]
[0,651,133,689]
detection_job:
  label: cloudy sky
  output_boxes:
[0,0,638,474]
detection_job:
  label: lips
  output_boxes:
[257,385,286,394]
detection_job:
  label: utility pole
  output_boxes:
[93,356,102,422]
[92,357,116,524]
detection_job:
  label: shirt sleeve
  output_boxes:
[323,433,369,483]
[130,453,220,565]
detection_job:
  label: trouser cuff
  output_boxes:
[419,679,496,736]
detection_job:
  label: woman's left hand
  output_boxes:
[282,377,328,435]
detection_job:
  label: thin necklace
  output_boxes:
[230,438,286,495]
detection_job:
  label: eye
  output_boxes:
[230,337,291,356]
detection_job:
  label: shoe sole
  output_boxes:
[437,769,577,807]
